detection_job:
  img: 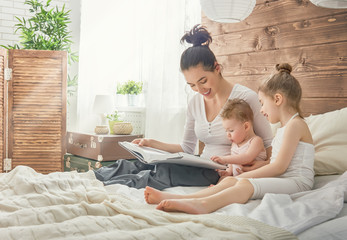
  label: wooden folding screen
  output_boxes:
[5,49,67,173]
[0,49,6,171]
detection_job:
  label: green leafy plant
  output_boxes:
[116,82,126,95]
[106,110,122,122]
[117,80,143,95]
[1,0,78,101]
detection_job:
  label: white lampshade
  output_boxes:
[310,0,347,8]
[200,0,256,23]
[92,94,114,125]
[92,95,114,114]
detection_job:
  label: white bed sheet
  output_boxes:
[106,172,347,238]
[296,175,347,240]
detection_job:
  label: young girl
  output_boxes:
[211,98,267,178]
[144,63,315,214]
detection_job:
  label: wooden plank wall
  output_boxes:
[202,0,347,116]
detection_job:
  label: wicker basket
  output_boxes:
[112,122,133,135]
[94,125,109,135]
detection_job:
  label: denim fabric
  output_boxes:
[93,159,219,190]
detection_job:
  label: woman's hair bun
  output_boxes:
[181,24,212,47]
[275,63,292,74]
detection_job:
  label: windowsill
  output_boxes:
[116,106,145,112]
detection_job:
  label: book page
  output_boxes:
[178,153,227,169]
[119,142,179,163]
[119,141,227,169]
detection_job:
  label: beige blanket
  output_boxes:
[0,166,296,240]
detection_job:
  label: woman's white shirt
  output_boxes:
[180,84,273,159]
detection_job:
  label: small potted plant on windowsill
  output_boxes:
[106,110,133,135]
[116,80,143,106]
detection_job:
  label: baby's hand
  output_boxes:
[211,155,225,164]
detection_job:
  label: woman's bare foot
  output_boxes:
[156,198,209,214]
[144,186,182,204]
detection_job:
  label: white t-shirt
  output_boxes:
[180,84,273,159]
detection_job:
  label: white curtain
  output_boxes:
[77,0,200,143]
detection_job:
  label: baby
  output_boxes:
[211,99,267,178]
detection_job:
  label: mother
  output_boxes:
[94,25,273,189]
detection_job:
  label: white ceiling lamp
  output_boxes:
[310,0,347,8]
[200,0,256,23]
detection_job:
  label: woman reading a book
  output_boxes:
[94,25,273,189]
[144,63,315,214]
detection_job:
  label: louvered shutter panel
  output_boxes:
[0,49,6,172]
[8,49,67,173]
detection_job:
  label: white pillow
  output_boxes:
[305,107,347,175]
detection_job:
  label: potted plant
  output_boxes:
[1,0,78,104]
[117,80,143,106]
[106,110,133,135]
[106,110,122,134]
[115,82,128,107]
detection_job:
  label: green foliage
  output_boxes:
[0,0,79,103]
[67,74,78,104]
[116,82,126,94]
[2,0,77,62]
[117,80,143,95]
[106,110,122,122]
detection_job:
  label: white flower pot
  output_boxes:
[127,94,139,106]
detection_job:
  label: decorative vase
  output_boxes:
[113,122,133,135]
[108,120,121,134]
[127,94,139,106]
[94,125,109,135]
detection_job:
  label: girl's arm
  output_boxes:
[241,146,272,172]
[237,121,302,178]
[212,137,265,165]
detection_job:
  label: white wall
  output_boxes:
[0,0,81,131]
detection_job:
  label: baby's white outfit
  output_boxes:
[248,113,315,199]
[231,137,267,176]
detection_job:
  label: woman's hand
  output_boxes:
[132,139,182,153]
[131,138,152,147]
[240,159,270,172]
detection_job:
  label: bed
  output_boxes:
[1,107,346,239]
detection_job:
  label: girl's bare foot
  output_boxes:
[144,186,181,204]
[156,198,209,214]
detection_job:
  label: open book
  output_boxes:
[119,141,227,170]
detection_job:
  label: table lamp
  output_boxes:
[92,94,114,126]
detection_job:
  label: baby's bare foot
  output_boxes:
[156,199,209,214]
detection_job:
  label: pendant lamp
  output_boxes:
[200,0,256,23]
[310,0,347,8]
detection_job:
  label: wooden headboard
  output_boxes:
[202,0,347,116]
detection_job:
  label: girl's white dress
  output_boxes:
[248,113,315,199]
